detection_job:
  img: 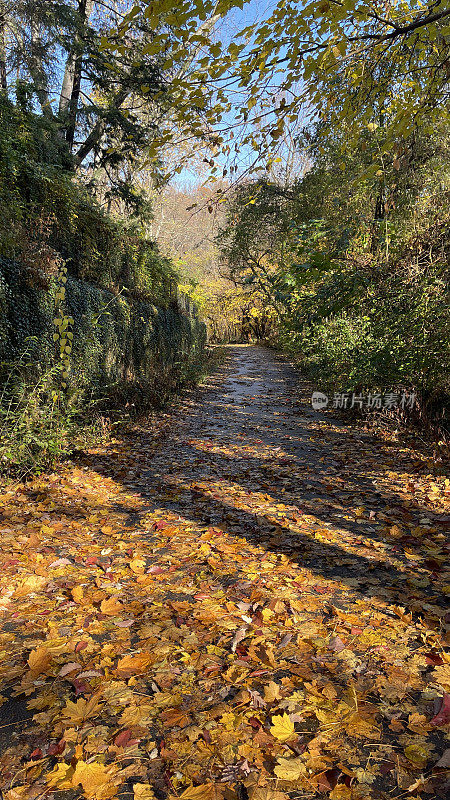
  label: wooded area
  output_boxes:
[0,2,449,800]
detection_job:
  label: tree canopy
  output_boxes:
[105,0,450,177]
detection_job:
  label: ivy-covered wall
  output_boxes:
[0,258,206,401]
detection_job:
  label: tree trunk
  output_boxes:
[65,0,94,150]
[73,85,128,167]
[0,8,7,92]
[59,54,75,115]
[370,188,385,253]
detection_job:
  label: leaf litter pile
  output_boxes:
[0,346,449,800]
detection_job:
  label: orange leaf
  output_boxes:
[100,596,123,616]
[72,585,85,604]
[116,652,154,677]
[28,646,52,674]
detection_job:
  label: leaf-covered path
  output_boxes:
[1,345,449,800]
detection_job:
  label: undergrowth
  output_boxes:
[0,344,218,479]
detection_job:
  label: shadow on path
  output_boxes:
[80,345,448,609]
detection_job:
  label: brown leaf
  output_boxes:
[231,626,248,652]
[435,749,450,769]
[114,729,134,747]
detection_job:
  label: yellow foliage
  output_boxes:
[270,713,295,741]
[274,756,306,780]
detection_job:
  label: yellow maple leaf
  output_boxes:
[61,695,102,725]
[133,785,155,800]
[433,664,450,690]
[14,574,46,597]
[270,712,295,742]
[40,524,55,535]
[28,646,52,674]
[119,703,154,727]
[329,787,352,799]
[274,756,306,780]
[345,714,380,740]
[220,711,237,730]
[249,789,288,800]
[47,763,75,789]
[72,585,85,604]
[72,760,120,800]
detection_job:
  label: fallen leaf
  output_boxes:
[430,693,450,726]
[178,785,215,800]
[47,763,75,789]
[61,696,102,725]
[28,646,52,674]
[264,681,282,703]
[100,596,123,616]
[231,626,248,652]
[404,743,431,768]
[116,652,154,677]
[274,756,306,780]
[130,558,146,574]
[270,713,295,742]
[72,760,120,799]
[133,784,155,800]
[435,749,450,769]
[248,789,288,800]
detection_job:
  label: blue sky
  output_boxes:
[171,0,296,189]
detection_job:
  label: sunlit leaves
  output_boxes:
[274,756,307,780]
[133,784,156,800]
[72,761,121,800]
[47,761,121,800]
[27,646,52,675]
[270,712,295,741]
[104,2,449,178]
[1,346,449,800]
[61,695,103,725]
